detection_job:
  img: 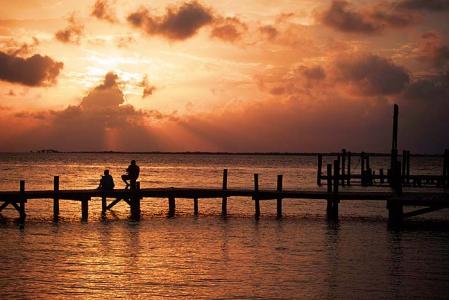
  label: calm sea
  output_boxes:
[0,153,448,299]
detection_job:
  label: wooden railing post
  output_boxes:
[341,149,346,186]
[53,176,59,222]
[254,174,260,219]
[276,175,283,219]
[222,169,228,216]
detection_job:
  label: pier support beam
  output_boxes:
[317,154,322,186]
[168,196,176,217]
[53,176,59,222]
[19,180,26,222]
[277,175,283,219]
[130,182,141,221]
[81,198,89,221]
[254,174,260,220]
[387,200,403,223]
[194,197,199,215]
[222,169,228,216]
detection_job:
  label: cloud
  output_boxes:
[140,75,156,98]
[55,15,84,44]
[91,0,117,23]
[259,25,279,41]
[333,53,410,96]
[1,37,39,57]
[0,51,63,86]
[415,32,449,68]
[210,17,248,43]
[398,0,449,11]
[318,0,416,34]
[127,1,213,41]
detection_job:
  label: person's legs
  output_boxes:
[122,174,130,187]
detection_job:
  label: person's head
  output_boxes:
[104,169,110,175]
[131,160,136,165]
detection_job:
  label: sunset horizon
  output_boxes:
[1,0,448,153]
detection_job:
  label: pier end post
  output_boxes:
[341,149,346,186]
[276,175,283,219]
[168,195,176,217]
[326,164,333,215]
[347,151,351,185]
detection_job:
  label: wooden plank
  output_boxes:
[403,206,446,218]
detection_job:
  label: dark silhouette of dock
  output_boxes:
[1,104,448,224]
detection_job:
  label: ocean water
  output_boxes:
[0,153,448,299]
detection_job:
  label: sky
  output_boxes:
[0,0,448,152]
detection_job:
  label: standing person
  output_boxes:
[97,169,115,191]
[122,160,140,188]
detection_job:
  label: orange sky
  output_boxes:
[0,0,448,152]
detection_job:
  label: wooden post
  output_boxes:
[101,194,107,214]
[390,104,399,187]
[131,182,141,220]
[361,152,365,177]
[331,160,340,218]
[254,174,260,219]
[341,149,346,186]
[326,164,333,214]
[402,150,407,183]
[168,196,176,217]
[276,175,283,219]
[81,198,88,221]
[194,197,199,215]
[19,180,26,222]
[347,151,351,185]
[443,150,448,187]
[53,176,59,222]
[317,154,323,186]
[222,169,228,216]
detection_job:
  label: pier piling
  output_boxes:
[168,196,176,217]
[222,169,228,216]
[277,175,283,219]
[130,182,141,220]
[19,180,26,222]
[317,154,322,186]
[326,164,333,216]
[81,198,88,221]
[53,176,59,222]
[254,174,260,219]
[194,197,199,215]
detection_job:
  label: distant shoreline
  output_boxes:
[0,151,445,157]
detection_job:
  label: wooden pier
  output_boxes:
[0,170,448,224]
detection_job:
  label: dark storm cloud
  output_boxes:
[398,0,449,11]
[55,16,84,44]
[0,51,63,86]
[319,0,416,34]
[334,54,410,95]
[91,0,117,23]
[127,1,213,41]
[210,17,248,43]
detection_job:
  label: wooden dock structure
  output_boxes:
[0,170,448,224]
[1,104,448,225]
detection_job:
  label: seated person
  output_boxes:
[122,160,140,188]
[98,169,115,191]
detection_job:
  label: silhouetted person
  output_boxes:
[97,169,115,191]
[122,160,140,188]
